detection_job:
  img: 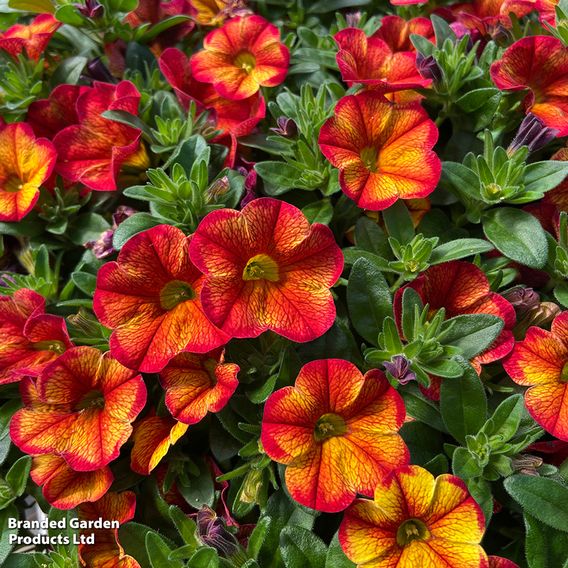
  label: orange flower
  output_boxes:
[10,347,146,471]
[0,123,57,221]
[261,359,408,512]
[319,92,441,210]
[339,465,488,568]
[31,454,113,510]
[0,14,60,61]
[491,36,568,137]
[504,311,568,441]
[130,414,188,475]
[189,197,344,342]
[160,350,239,424]
[0,288,72,385]
[190,0,250,26]
[374,15,434,52]
[190,15,289,100]
[94,224,228,372]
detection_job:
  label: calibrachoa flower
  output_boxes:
[189,197,344,342]
[160,350,239,424]
[0,288,72,385]
[339,465,488,568]
[0,122,57,222]
[190,0,251,25]
[504,311,568,440]
[491,36,568,137]
[260,359,409,512]
[130,414,188,475]
[374,15,434,52]
[319,92,441,210]
[334,28,431,92]
[10,347,146,471]
[489,557,520,568]
[190,15,290,100]
[31,454,113,510]
[0,14,60,61]
[78,491,141,567]
[53,81,148,191]
[94,224,229,372]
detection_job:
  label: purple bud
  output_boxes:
[383,355,417,385]
[502,286,540,318]
[345,11,362,27]
[416,53,442,83]
[270,117,298,138]
[197,507,241,559]
[85,206,136,259]
[86,58,115,83]
[508,114,558,155]
[76,0,103,18]
[112,205,136,228]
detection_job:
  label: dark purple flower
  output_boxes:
[85,58,115,83]
[416,53,442,83]
[383,355,416,385]
[508,114,558,155]
[270,117,298,138]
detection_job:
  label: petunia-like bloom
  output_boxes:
[261,359,409,513]
[190,0,251,26]
[339,465,488,568]
[160,350,239,424]
[94,224,229,372]
[189,198,344,343]
[130,414,188,475]
[319,92,441,211]
[190,15,290,100]
[503,311,568,441]
[53,81,148,191]
[10,347,146,471]
[0,122,57,222]
[0,14,60,61]
[334,28,431,92]
[491,36,568,137]
[374,16,434,53]
[489,557,520,568]
[31,454,113,510]
[0,288,72,385]
[78,491,141,568]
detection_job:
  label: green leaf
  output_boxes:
[456,88,500,113]
[177,457,215,508]
[430,238,494,264]
[255,162,303,192]
[188,547,219,568]
[431,14,457,47]
[524,161,568,194]
[402,388,448,432]
[325,534,355,568]
[452,447,483,479]
[555,281,568,308]
[248,517,271,560]
[302,200,333,225]
[67,213,111,246]
[120,523,176,568]
[347,258,393,345]
[440,365,487,444]
[169,506,199,549]
[140,15,192,41]
[280,526,326,568]
[525,513,568,568]
[112,213,162,250]
[505,475,568,532]
[146,532,183,568]
[482,207,548,268]
[441,162,480,197]
[382,201,414,244]
[354,217,390,257]
[482,394,525,442]
[0,505,18,564]
[440,314,503,359]
[6,456,31,498]
[307,0,370,13]
[7,0,53,11]
[50,55,87,86]
[71,272,97,297]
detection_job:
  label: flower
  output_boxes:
[489,557,520,568]
[130,414,188,475]
[31,454,113,510]
[189,0,251,26]
[0,122,57,222]
[319,92,441,210]
[78,491,141,567]
[334,28,431,91]
[94,224,229,372]
[0,288,72,385]
[374,15,434,52]
[503,311,568,441]
[10,346,146,471]
[260,359,409,512]
[189,197,344,342]
[0,14,60,61]
[53,81,148,191]
[84,205,136,259]
[160,350,239,424]
[491,36,568,137]
[190,15,289,100]
[339,465,488,567]
[383,355,417,385]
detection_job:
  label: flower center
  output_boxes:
[560,362,568,383]
[75,390,105,411]
[314,413,347,442]
[32,340,66,354]
[234,51,256,74]
[396,519,431,547]
[360,146,379,172]
[4,176,23,193]
[160,280,196,310]
[242,254,279,282]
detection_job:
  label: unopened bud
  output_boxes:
[383,355,417,385]
[416,53,442,83]
[270,117,298,138]
[502,286,540,319]
[508,114,558,156]
[345,11,362,27]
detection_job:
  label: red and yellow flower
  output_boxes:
[0,122,57,221]
[31,454,113,510]
[261,359,408,512]
[160,350,239,424]
[0,288,72,385]
[489,557,520,568]
[53,81,148,191]
[504,311,568,440]
[319,92,441,211]
[190,15,289,100]
[0,14,60,61]
[491,36,568,137]
[130,414,188,475]
[94,224,229,372]
[189,197,344,343]
[339,465,488,568]
[374,15,434,53]
[189,0,250,26]
[10,347,146,471]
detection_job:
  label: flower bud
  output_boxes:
[383,355,417,385]
[270,117,298,138]
[416,53,442,83]
[86,58,115,83]
[508,114,558,156]
[502,286,540,319]
[197,506,241,559]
